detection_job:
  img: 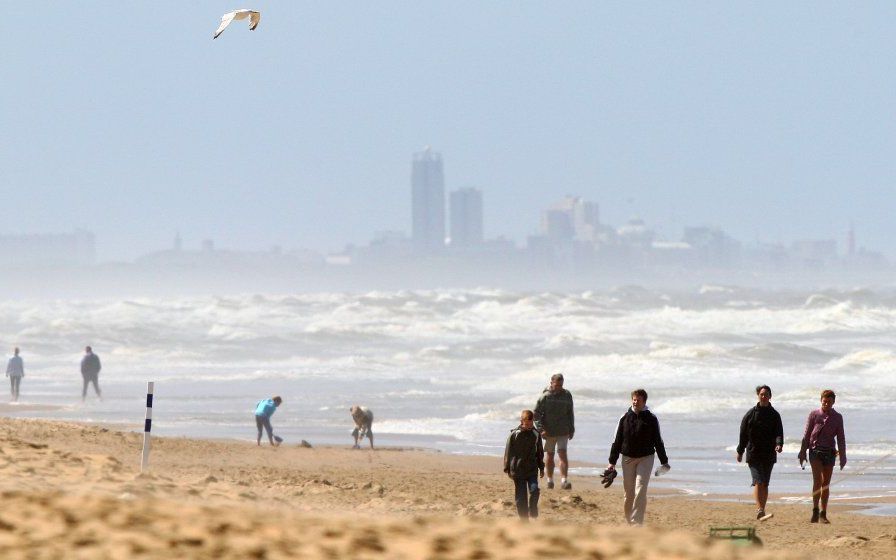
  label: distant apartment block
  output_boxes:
[0,230,95,267]
[449,187,483,247]
[541,196,600,244]
[411,147,445,251]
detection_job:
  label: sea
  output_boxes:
[1,286,894,505]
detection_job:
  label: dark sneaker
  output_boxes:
[546,481,554,489]
[561,481,572,490]
[811,507,820,523]
[819,511,830,524]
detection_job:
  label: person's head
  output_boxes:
[350,405,360,415]
[631,389,648,412]
[85,346,92,354]
[13,347,19,356]
[756,385,772,405]
[549,373,564,392]
[820,389,835,411]
[520,409,534,430]
[272,396,282,406]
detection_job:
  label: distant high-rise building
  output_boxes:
[541,196,600,243]
[411,147,445,251]
[449,188,483,247]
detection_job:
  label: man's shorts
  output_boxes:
[544,435,569,453]
[748,461,774,486]
[809,447,837,467]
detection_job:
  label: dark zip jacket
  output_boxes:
[737,403,783,464]
[503,426,545,479]
[608,407,668,465]
[534,388,575,437]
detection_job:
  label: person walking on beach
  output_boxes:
[736,385,783,520]
[350,405,374,449]
[798,389,846,524]
[254,396,282,446]
[6,347,24,402]
[503,409,545,521]
[534,373,574,490]
[80,346,102,401]
[606,388,670,525]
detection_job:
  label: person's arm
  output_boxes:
[5,359,10,377]
[95,355,101,373]
[736,410,750,460]
[568,392,575,439]
[80,356,87,375]
[608,415,624,467]
[503,432,514,475]
[837,414,846,468]
[774,410,784,453]
[533,394,546,434]
[798,411,814,463]
[537,434,545,475]
[653,415,669,466]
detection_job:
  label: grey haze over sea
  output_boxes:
[2,287,894,501]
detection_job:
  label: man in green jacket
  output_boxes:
[534,373,575,489]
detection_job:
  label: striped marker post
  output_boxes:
[141,382,154,472]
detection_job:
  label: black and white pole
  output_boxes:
[141,381,154,472]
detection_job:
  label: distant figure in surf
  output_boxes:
[6,347,24,402]
[80,346,102,401]
[534,372,574,490]
[254,396,282,446]
[350,405,374,449]
[798,389,846,524]
[736,385,783,521]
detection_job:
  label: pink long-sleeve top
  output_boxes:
[799,408,846,464]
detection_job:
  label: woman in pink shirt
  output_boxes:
[797,389,846,524]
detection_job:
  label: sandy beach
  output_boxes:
[0,418,890,559]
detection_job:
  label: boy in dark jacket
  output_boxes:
[503,409,545,520]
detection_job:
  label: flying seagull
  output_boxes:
[213,9,260,39]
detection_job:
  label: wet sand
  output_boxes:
[0,417,891,559]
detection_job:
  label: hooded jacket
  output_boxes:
[503,426,545,479]
[608,406,668,465]
[534,388,575,437]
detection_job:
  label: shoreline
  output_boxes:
[0,416,893,558]
[5,414,894,513]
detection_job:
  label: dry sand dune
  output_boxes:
[0,418,892,559]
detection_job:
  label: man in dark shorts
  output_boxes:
[736,384,783,520]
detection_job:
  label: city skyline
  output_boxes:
[2,3,894,261]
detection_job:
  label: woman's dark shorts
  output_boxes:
[748,461,774,486]
[809,447,837,467]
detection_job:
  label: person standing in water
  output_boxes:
[6,347,24,402]
[736,385,784,520]
[80,346,102,401]
[798,389,846,524]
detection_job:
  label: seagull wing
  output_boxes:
[213,11,237,39]
[249,11,261,31]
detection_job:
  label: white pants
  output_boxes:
[621,454,654,525]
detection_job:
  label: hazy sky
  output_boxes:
[2,2,894,260]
